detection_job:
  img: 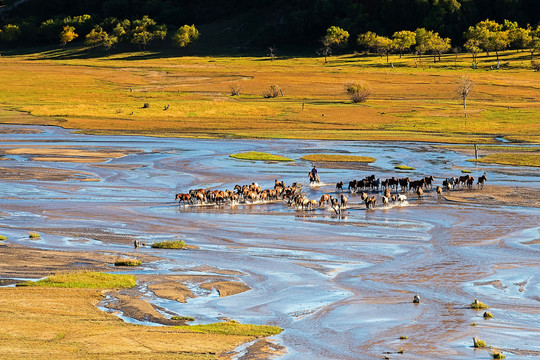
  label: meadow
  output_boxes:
[0,47,538,146]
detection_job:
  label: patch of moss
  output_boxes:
[473,337,487,348]
[151,240,186,249]
[28,233,40,238]
[483,311,493,318]
[114,259,142,266]
[300,154,376,163]
[461,169,472,173]
[471,299,489,309]
[171,315,194,321]
[174,322,282,337]
[395,165,416,171]
[230,151,293,162]
[492,351,506,359]
[17,271,136,289]
[0,235,6,241]
[399,335,408,340]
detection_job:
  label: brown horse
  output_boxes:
[365,196,376,209]
[477,174,487,189]
[416,187,423,197]
[319,194,331,207]
[360,191,368,202]
[436,186,443,198]
[175,193,192,205]
[340,194,348,208]
[335,181,343,192]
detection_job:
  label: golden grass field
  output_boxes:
[0,48,538,145]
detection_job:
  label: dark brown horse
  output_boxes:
[477,174,487,189]
[175,193,192,205]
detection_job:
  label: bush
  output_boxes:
[0,235,6,241]
[492,351,505,359]
[262,84,281,98]
[483,311,493,318]
[395,165,416,170]
[151,240,186,249]
[399,335,408,340]
[229,83,241,96]
[532,60,540,71]
[142,102,150,108]
[473,337,486,348]
[171,315,194,321]
[29,233,40,238]
[114,259,142,266]
[345,81,371,103]
[471,299,489,309]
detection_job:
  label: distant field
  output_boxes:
[0,48,539,144]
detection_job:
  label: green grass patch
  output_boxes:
[468,153,540,167]
[175,322,282,337]
[17,271,136,289]
[399,335,408,340]
[171,315,195,322]
[483,311,493,318]
[300,154,376,163]
[461,169,472,173]
[28,232,40,238]
[471,299,489,309]
[473,337,487,348]
[492,351,506,359]
[151,240,186,249]
[114,259,142,266]
[0,235,6,241]
[395,165,416,170]
[230,151,293,162]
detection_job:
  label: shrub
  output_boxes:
[483,311,493,318]
[0,235,6,241]
[171,315,194,321]
[345,81,371,103]
[471,299,489,309]
[473,337,486,348]
[395,165,415,170]
[114,259,142,266]
[142,102,150,108]
[229,83,241,96]
[262,84,281,98]
[400,335,408,340]
[151,240,186,249]
[532,60,540,71]
[29,233,40,238]
[492,351,506,359]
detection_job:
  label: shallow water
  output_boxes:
[1,125,539,359]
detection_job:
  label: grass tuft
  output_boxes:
[171,315,195,321]
[473,337,487,348]
[395,165,416,170]
[0,235,6,241]
[29,232,40,238]
[483,311,493,318]
[399,335,408,340]
[471,299,489,309]
[492,351,506,359]
[114,259,142,266]
[17,271,136,289]
[175,322,282,336]
[151,240,186,249]
[461,169,472,173]
[301,154,376,163]
[230,151,293,162]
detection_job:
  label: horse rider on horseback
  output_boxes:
[311,166,320,182]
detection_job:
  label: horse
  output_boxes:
[384,188,391,199]
[397,194,407,202]
[466,176,475,189]
[424,175,434,189]
[340,194,348,208]
[365,196,376,209]
[319,194,331,207]
[382,195,389,207]
[360,191,368,202]
[274,179,285,189]
[175,193,192,205]
[308,199,318,210]
[399,177,410,192]
[309,172,320,184]
[416,187,423,197]
[335,181,343,192]
[436,186,443,198]
[330,196,341,214]
[477,174,487,189]
[348,180,357,193]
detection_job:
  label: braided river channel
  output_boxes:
[1,125,539,359]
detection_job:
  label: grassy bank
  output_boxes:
[0,48,538,144]
[17,271,136,289]
[230,151,293,162]
[301,154,375,162]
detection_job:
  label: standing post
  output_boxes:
[474,144,478,159]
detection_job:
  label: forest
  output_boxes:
[0,0,539,53]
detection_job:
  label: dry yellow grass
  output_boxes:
[0,50,538,143]
[0,287,275,359]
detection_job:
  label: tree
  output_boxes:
[267,46,277,61]
[320,26,349,63]
[85,26,117,52]
[357,31,378,53]
[59,25,78,48]
[130,16,167,50]
[465,19,509,60]
[345,81,371,103]
[430,33,451,62]
[527,25,540,59]
[172,24,199,48]
[0,24,21,42]
[374,35,393,63]
[456,75,473,109]
[464,38,481,64]
[391,30,416,58]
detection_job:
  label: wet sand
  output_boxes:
[1,124,539,359]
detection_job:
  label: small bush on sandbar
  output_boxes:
[29,233,40,238]
[114,259,142,266]
[471,299,489,309]
[473,337,486,348]
[0,235,6,241]
[399,335,408,340]
[492,351,506,359]
[17,271,136,289]
[151,240,186,249]
[483,311,493,318]
[171,315,194,321]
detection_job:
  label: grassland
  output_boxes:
[230,151,293,161]
[0,48,538,144]
[151,240,186,249]
[469,153,540,167]
[17,271,137,289]
[301,154,376,162]
[114,259,142,266]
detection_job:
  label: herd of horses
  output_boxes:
[175,173,487,213]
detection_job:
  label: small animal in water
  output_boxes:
[436,186,442,197]
[413,295,420,303]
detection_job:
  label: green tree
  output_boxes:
[357,31,378,53]
[391,30,416,58]
[430,33,452,62]
[465,19,509,59]
[59,25,78,48]
[320,26,349,63]
[529,25,540,59]
[172,24,200,48]
[503,20,530,50]
[0,24,21,42]
[375,35,393,63]
[464,38,481,64]
[130,16,166,50]
[85,25,118,52]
